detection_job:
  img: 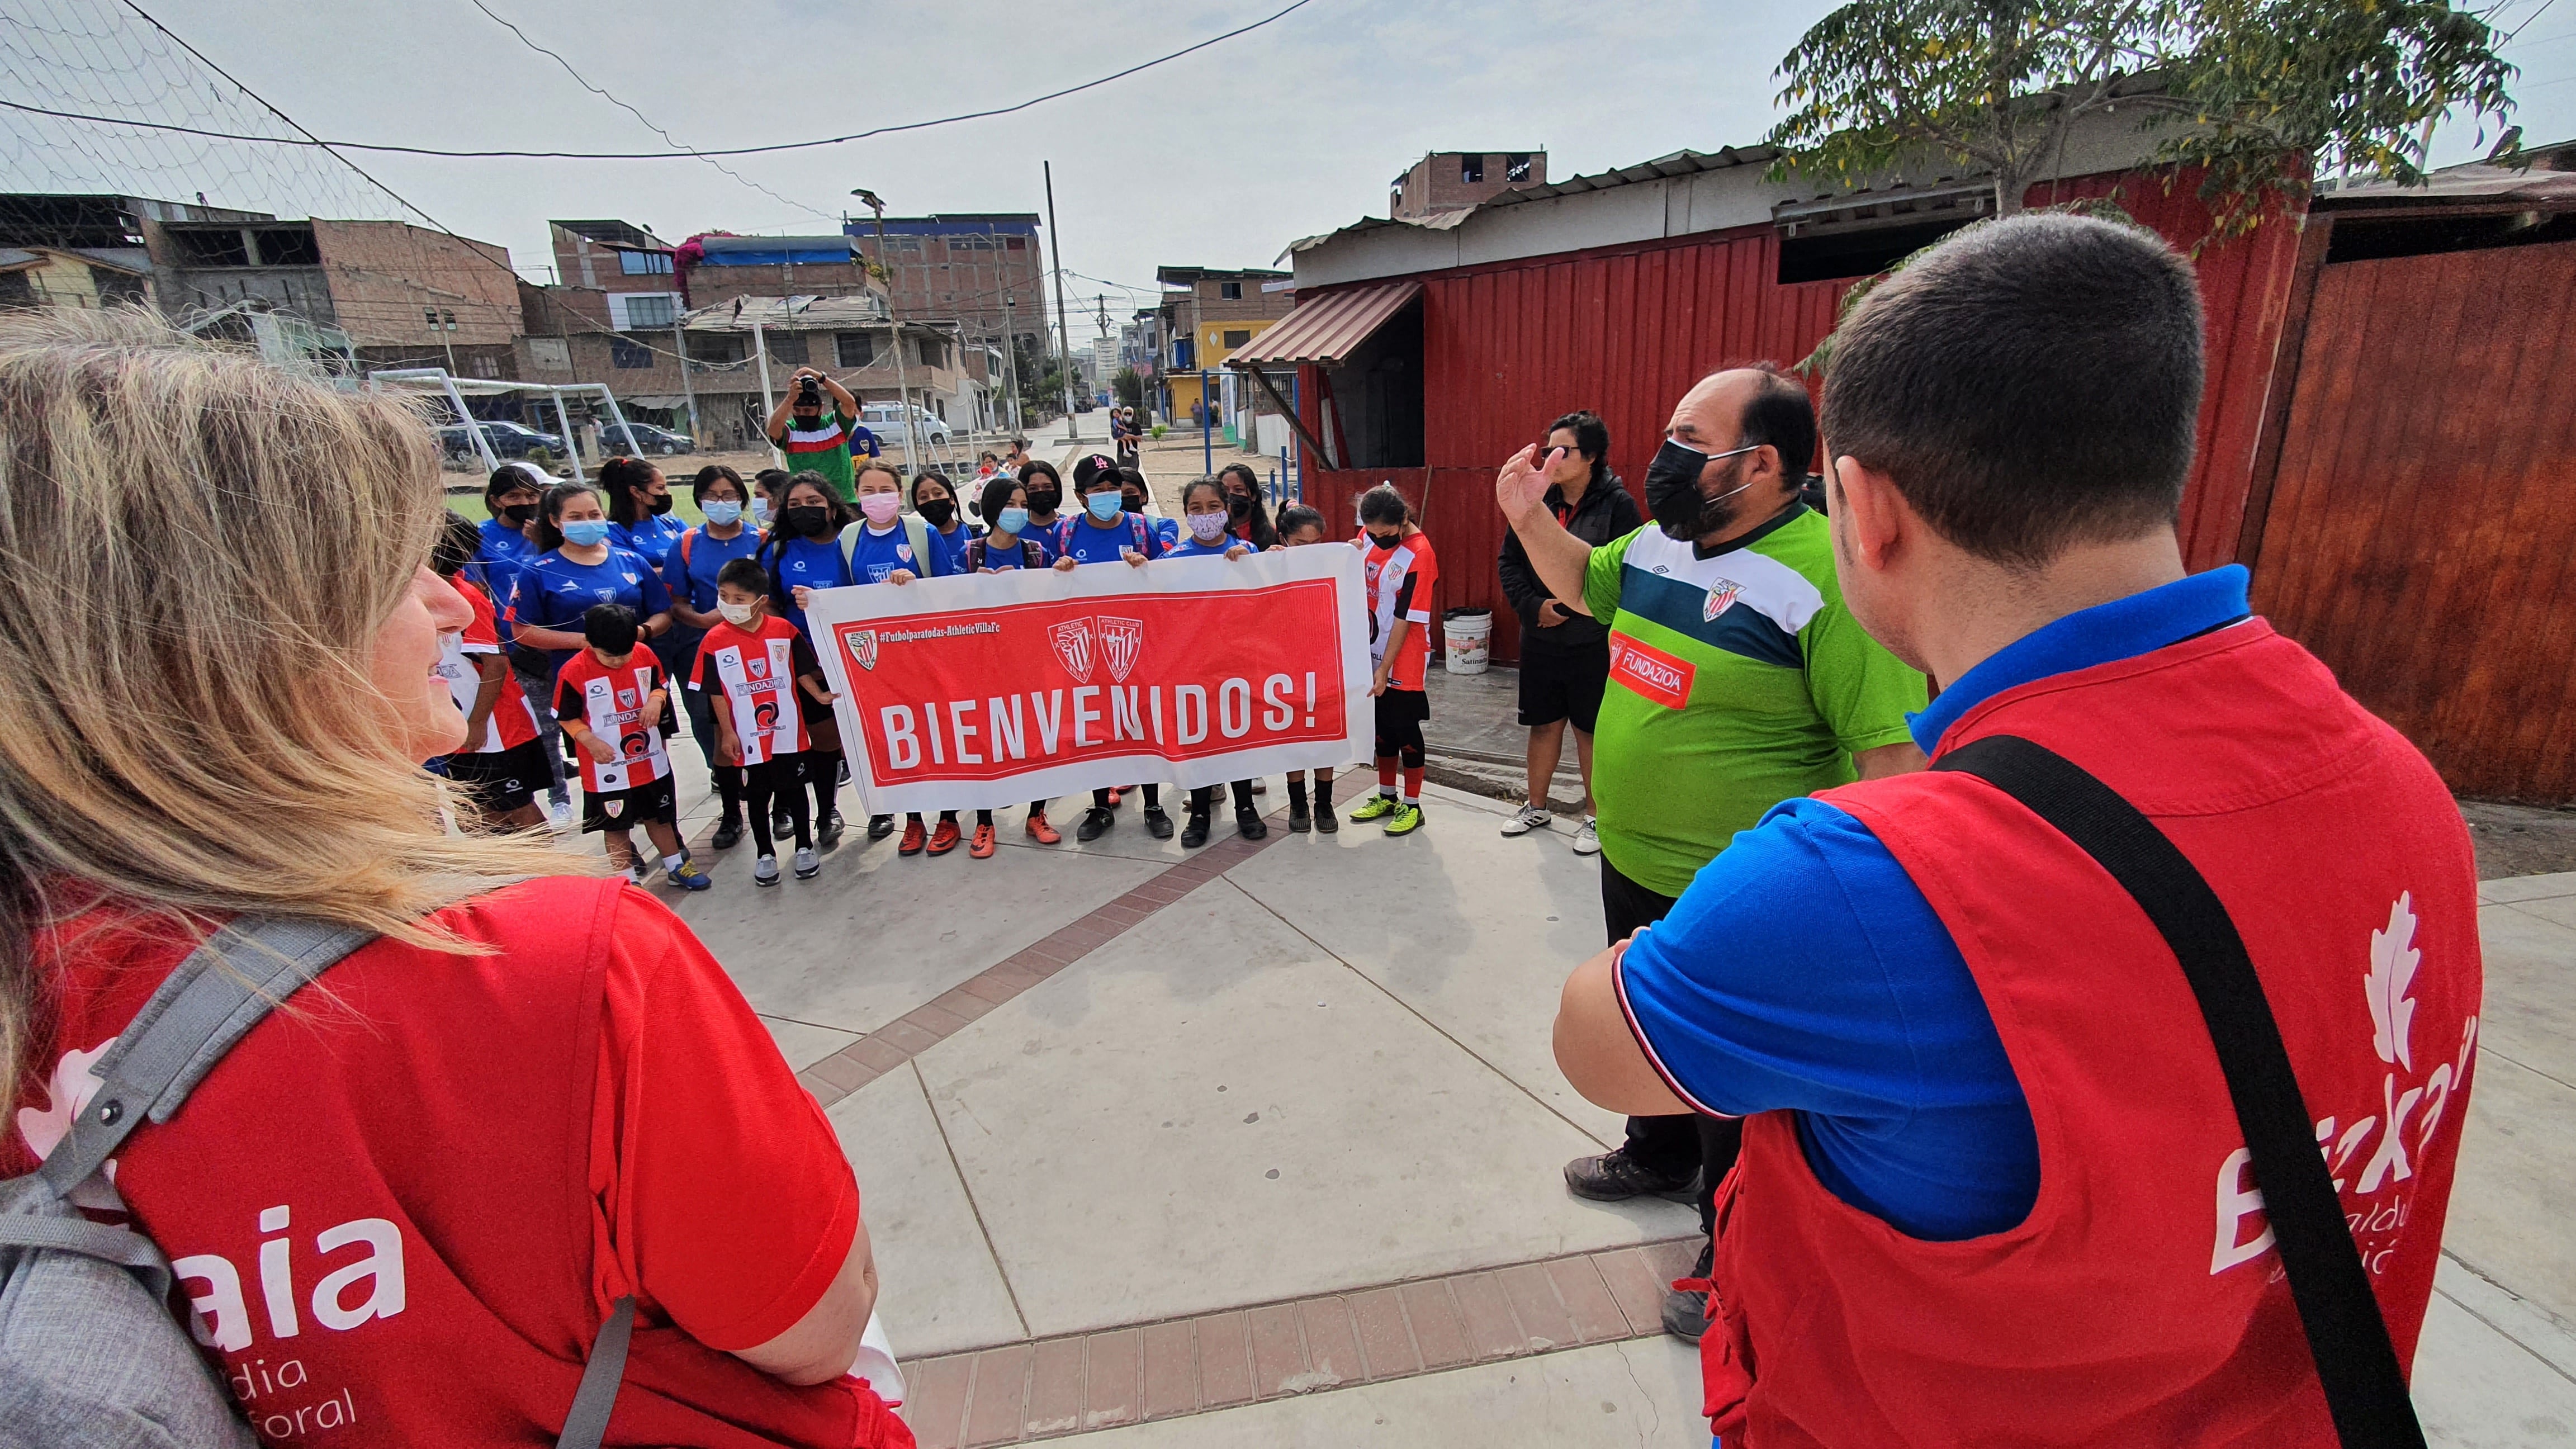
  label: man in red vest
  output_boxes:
[1550,212,2482,1445]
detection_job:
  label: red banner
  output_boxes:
[807,547,1372,813]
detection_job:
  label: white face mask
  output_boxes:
[717,600,757,627]
[1187,510,1229,542]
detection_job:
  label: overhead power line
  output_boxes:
[0,0,1319,160]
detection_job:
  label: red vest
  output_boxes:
[1701,621,2482,1446]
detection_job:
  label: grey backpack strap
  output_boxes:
[0,1211,180,1299]
[37,916,373,1200]
[556,1295,637,1449]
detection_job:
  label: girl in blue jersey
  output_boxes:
[1270,504,1337,834]
[912,470,976,579]
[506,481,676,683]
[1121,468,1180,553]
[759,471,855,850]
[1019,459,1068,540]
[661,465,765,849]
[1053,457,1166,843]
[1166,479,1266,847]
[478,461,566,819]
[970,475,1059,849]
[603,456,688,569]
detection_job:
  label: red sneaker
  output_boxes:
[927,819,962,855]
[1106,786,1124,806]
[898,818,927,855]
[1025,811,1061,845]
[969,823,996,859]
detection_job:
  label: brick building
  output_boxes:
[550,219,684,332]
[1388,151,1547,222]
[1154,264,1294,423]
[846,214,1047,371]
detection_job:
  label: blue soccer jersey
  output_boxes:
[506,547,673,678]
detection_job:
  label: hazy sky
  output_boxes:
[16,0,2575,342]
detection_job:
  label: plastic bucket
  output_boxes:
[1443,607,1493,675]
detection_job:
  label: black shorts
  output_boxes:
[443,739,551,813]
[1374,687,1430,754]
[1518,642,1610,732]
[581,775,677,834]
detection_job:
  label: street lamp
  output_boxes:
[851,187,920,467]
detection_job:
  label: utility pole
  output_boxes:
[672,316,702,445]
[1043,160,1078,442]
[853,188,921,468]
[750,304,784,469]
[1002,292,1022,435]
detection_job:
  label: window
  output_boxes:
[1460,154,1484,184]
[91,268,146,305]
[1219,281,1242,300]
[836,331,875,368]
[1006,236,1027,250]
[250,228,320,266]
[917,337,945,368]
[423,309,440,329]
[688,335,745,365]
[1223,329,1251,347]
[442,310,458,332]
[610,337,653,369]
[766,332,808,365]
[618,249,674,275]
[1506,153,1532,182]
[1172,337,1195,370]
[620,293,677,330]
[171,229,250,267]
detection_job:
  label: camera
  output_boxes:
[797,376,822,406]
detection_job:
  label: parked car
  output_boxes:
[857,404,953,446]
[597,420,695,456]
[437,419,564,461]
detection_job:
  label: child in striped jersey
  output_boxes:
[1167,479,1265,847]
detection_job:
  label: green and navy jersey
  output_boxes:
[774,410,858,501]
[1581,505,1924,898]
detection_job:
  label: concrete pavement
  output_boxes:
[594,722,2576,1446]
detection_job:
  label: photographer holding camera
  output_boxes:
[765,367,874,504]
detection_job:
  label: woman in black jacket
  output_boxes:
[1494,409,1642,855]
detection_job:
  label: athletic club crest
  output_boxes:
[1703,579,1744,622]
[846,630,877,672]
[617,688,638,708]
[747,654,769,679]
[1097,615,1144,683]
[1050,619,1098,683]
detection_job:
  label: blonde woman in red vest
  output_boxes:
[0,309,912,1448]
[1544,215,2480,1446]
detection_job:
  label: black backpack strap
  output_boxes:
[1934,735,2425,1448]
[38,916,373,1200]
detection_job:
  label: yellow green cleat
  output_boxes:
[1348,794,1400,823]
[1382,802,1426,836]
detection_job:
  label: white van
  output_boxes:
[858,404,953,445]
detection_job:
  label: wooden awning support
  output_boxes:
[1233,363,1336,470]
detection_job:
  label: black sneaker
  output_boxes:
[712,816,743,850]
[1662,1239,1713,1343]
[1180,811,1211,849]
[1287,805,1311,832]
[1314,806,1339,835]
[772,807,793,837]
[1562,1149,1699,1204]
[817,812,846,852]
[1076,806,1116,842]
[1235,806,1268,840]
[1143,806,1175,839]
[867,814,896,840]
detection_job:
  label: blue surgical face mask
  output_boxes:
[702,500,744,527]
[997,506,1030,535]
[1085,491,1123,523]
[750,497,773,527]
[560,519,612,547]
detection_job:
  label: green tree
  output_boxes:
[1768,0,2519,235]
[1112,366,1147,413]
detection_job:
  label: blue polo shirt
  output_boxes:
[1617,565,2253,1241]
[658,523,765,614]
[505,546,673,679]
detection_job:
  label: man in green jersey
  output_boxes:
[1496,365,1926,1337]
[765,367,872,503]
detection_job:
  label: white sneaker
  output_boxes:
[549,799,574,830]
[793,846,821,879]
[1499,803,1552,836]
[754,854,781,887]
[1573,815,1601,855]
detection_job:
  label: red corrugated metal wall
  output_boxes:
[1299,167,2303,665]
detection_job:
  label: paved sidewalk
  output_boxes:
[608,735,2576,1445]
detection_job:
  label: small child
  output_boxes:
[552,604,711,889]
[1053,454,1166,843]
[1270,504,1337,834]
[1349,485,1437,837]
[1167,479,1265,847]
[692,558,840,885]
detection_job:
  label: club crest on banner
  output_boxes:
[1703,579,1744,622]
[1050,619,1097,683]
[846,630,877,672]
[1097,615,1144,683]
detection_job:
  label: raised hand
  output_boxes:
[1495,444,1552,525]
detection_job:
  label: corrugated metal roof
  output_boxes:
[1281,147,1784,260]
[1224,281,1420,368]
[2315,149,2576,210]
[683,294,891,332]
[0,248,39,271]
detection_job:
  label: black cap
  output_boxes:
[1072,453,1119,491]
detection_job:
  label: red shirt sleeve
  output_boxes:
[586,888,859,1352]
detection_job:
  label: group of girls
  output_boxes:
[451,446,1420,881]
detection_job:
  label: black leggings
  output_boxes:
[742,757,811,854]
[1094,784,1159,809]
[800,749,840,828]
[1190,781,1256,815]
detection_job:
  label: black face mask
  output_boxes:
[647,494,674,516]
[1366,529,1404,550]
[1227,492,1252,516]
[1026,487,1062,513]
[1643,438,1757,538]
[500,503,537,526]
[783,505,830,538]
[917,498,955,527]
